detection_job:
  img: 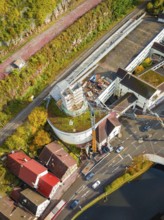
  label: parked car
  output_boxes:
[70,200,79,209]
[92,180,101,189]
[102,145,113,153]
[140,125,151,132]
[102,146,109,153]
[85,172,95,181]
[115,146,124,153]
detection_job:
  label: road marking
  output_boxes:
[128,154,133,160]
[69,194,76,201]
[119,154,123,160]
[82,190,90,198]
[95,154,119,173]
[108,162,112,167]
[112,166,119,173]
[76,185,86,194]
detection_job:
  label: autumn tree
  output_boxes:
[33,129,51,147]
[5,134,27,150]
[146,0,164,15]
[28,106,47,129]
[134,65,145,75]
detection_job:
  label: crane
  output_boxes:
[88,102,97,153]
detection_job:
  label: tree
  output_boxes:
[33,129,51,147]
[28,106,47,128]
[134,65,144,75]
[146,2,153,12]
[5,134,27,150]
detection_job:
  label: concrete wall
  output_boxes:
[145,154,164,165]
[97,80,116,104]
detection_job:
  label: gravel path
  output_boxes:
[0,0,103,79]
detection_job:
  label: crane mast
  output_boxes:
[88,102,97,153]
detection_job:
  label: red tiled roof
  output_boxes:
[7,151,31,176]
[7,151,47,188]
[19,159,47,187]
[37,173,59,198]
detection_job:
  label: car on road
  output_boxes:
[92,180,101,189]
[102,145,113,153]
[140,125,151,132]
[85,172,95,181]
[70,200,79,209]
[115,146,124,153]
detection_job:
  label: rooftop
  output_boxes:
[20,188,47,206]
[48,98,107,132]
[0,196,35,220]
[82,71,117,102]
[119,69,156,99]
[140,70,164,87]
[110,93,138,113]
[96,113,120,143]
[157,82,164,91]
[39,142,77,179]
[152,42,164,55]
[7,151,48,188]
[37,173,59,198]
[40,142,76,166]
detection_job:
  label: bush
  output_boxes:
[142,57,152,68]
[134,65,145,75]
[146,0,164,15]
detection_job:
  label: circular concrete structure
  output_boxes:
[48,119,92,145]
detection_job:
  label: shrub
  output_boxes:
[134,65,145,75]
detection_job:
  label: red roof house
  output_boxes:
[7,151,60,198]
[37,173,60,199]
[6,151,31,176]
[19,159,48,188]
[7,151,48,188]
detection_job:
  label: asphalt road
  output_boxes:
[0,5,146,145]
[55,103,164,220]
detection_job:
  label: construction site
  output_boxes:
[47,15,164,168]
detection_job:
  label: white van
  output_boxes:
[92,180,101,189]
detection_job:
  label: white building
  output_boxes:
[96,112,121,149]
[115,68,163,112]
[61,83,88,116]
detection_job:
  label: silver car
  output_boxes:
[115,146,124,153]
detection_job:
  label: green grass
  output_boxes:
[140,70,164,87]
[48,99,106,132]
